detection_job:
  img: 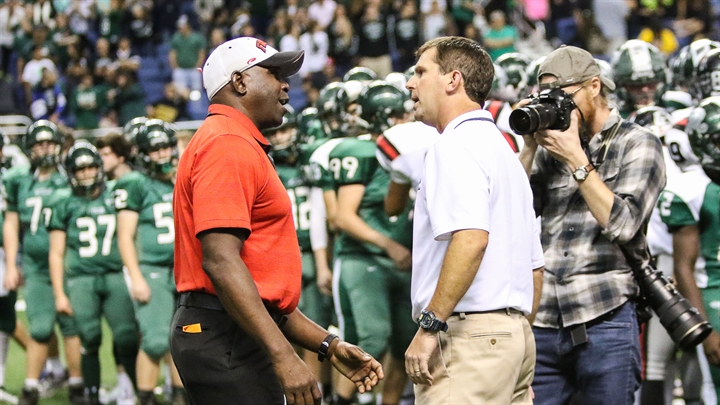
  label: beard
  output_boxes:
[578,101,597,144]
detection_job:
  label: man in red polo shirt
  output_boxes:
[171,37,383,405]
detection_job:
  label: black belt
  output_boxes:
[178,291,287,327]
[451,308,524,317]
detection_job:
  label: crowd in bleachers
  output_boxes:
[0,0,716,136]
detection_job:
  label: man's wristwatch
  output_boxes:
[572,163,595,182]
[417,310,448,332]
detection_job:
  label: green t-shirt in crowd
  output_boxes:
[170,31,206,69]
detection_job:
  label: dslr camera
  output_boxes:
[509,88,577,135]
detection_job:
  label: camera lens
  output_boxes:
[509,104,557,135]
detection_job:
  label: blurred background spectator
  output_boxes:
[146,82,188,123]
[593,0,630,57]
[298,19,329,80]
[355,2,393,78]
[484,10,518,60]
[394,0,421,71]
[0,0,711,139]
[169,14,205,94]
[638,15,679,56]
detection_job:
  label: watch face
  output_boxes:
[574,169,587,181]
[418,314,432,328]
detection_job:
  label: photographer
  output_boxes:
[517,46,666,404]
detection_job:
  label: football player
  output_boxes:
[671,39,720,97]
[48,142,139,405]
[495,52,531,104]
[330,82,415,405]
[0,134,19,404]
[96,134,134,181]
[630,107,710,405]
[264,108,335,400]
[661,97,720,403]
[114,120,187,405]
[343,66,378,83]
[3,120,84,405]
[611,40,668,117]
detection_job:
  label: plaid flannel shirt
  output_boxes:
[531,108,666,328]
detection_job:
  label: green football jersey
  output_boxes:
[276,163,311,252]
[114,171,174,267]
[0,170,8,248]
[659,168,718,286]
[329,137,412,256]
[304,138,345,190]
[2,166,69,265]
[48,184,123,276]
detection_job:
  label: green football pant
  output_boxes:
[0,291,16,335]
[332,254,415,359]
[702,287,720,400]
[66,272,139,389]
[135,264,176,360]
[298,252,333,329]
[24,273,78,341]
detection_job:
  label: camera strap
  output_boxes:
[593,119,624,167]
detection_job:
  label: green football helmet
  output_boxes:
[686,96,720,183]
[496,53,531,101]
[343,66,378,82]
[694,48,720,100]
[611,40,667,110]
[122,116,148,143]
[264,106,299,165]
[337,80,366,116]
[671,39,720,94]
[65,141,105,196]
[0,130,9,170]
[135,119,178,177]
[595,59,614,92]
[316,82,347,138]
[628,106,673,139]
[296,107,327,145]
[385,72,408,93]
[489,64,512,102]
[357,81,408,134]
[24,119,63,168]
[521,56,546,97]
[404,65,416,81]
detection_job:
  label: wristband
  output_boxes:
[317,333,339,362]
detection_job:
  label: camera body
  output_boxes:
[509,87,578,135]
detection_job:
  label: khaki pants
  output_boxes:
[358,55,393,78]
[415,310,535,405]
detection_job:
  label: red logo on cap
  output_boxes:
[256,40,267,53]
[247,57,256,64]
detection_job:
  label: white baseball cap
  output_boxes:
[202,37,304,99]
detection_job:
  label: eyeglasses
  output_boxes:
[539,81,589,94]
[567,84,586,98]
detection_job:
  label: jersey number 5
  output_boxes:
[153,202,174,244]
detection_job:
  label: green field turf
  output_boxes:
[6,310,120,404]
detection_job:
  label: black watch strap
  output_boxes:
[419,310,449,332]
[317,333,339,362]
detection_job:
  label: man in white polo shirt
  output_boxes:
[404,36,545,405]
